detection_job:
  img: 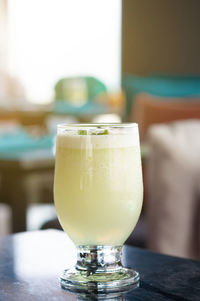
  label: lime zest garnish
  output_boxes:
[97,129,109,135]
[78,130,87,135]
[78,129,109,135]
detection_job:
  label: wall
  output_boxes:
[0,0,8,72]
[122,0,200,75]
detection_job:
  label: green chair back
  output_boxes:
[55,76,107,102]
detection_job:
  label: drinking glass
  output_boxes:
[54,123,143,293]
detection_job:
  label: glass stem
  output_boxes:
[75,245,123,275]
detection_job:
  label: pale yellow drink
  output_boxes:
[54,127,143,246]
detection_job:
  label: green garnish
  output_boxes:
[78,130,87,135]
[78,129,109,135]
[97,129,109,135]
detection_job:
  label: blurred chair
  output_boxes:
[132,93,200,140]
[146,120,200,259]
[53,76,108,116]
[55,76,107,104]
[122,74,200,119]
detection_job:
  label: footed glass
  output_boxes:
[54,124,143,293]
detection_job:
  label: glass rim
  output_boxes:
[57,123,138,129]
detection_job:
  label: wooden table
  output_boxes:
[0,230,199,300]
[0,149,54,233]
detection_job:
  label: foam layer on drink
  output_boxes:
[57,131,139,149]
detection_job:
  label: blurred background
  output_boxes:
[0,0,200,260]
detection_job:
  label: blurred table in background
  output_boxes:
[0,88,124,126]
[0,148,54,233]
[0,102,123,233]
[0,109,122,233]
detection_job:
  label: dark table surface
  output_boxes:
[0,230,199,301]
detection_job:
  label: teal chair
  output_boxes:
[122,74,200,118]
[54,76,107,115]
[55,76,107,101]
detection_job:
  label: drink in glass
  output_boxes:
[54,124,143,292]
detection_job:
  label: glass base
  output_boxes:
[60,245,139,293]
